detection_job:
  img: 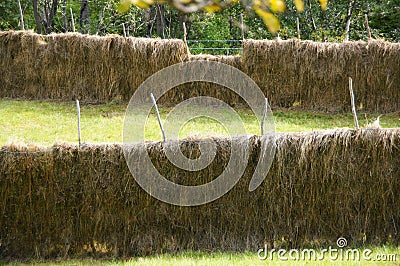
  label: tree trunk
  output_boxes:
[62,0,67,32]
[18,0,25,30]
[307,0,317,32]
[33,0,59,34]
[155,4,166,38]
[149,7,156,37]
[32,0,42,34]
[142,8,152,37]
[47,0,59,33]
[178,13,185,39]
[229,15,233,39]
[80,0,89,34]
[344,0,357,41]
[44,0,50,29]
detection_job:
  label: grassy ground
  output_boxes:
[5,247,400,265]
[1,100,399,146]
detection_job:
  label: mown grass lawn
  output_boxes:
[5,247,400,265]
[1,99,399,146]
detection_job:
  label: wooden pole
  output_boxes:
[261,98,269,135]
[183,22,187,44]
[150,93,166,142]
[183,22,189,54]
[76,100,81,146]
[365,14,371,40]
[17,0,25,30]
[122,23,127,38]
[348,77,359,129]
[240,14,245,42]
[296,17,300,40]
[70,8,76,32]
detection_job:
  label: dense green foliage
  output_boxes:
[0,0,399,50]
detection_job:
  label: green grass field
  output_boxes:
[5,247,400,265]
[1,100,399,146]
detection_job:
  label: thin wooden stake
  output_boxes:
[365,14,371,40]
[183,22,189,54]
[122,23,127,38]
[70,8,76,32]
[76,100,81,146]
[348,77,359,129]
[240,14,245,42]
[150,93,166,142]
[17,0,25,30]
[296,17,300,40]
[261,98,269,135]
[183,22,187,45]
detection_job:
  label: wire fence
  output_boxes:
[187,40,243,55]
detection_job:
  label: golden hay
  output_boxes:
[1,32,399,111]
[1,129,399,259]
[243,39,400,112]
[0,31,188,102]
[159,54,246,106]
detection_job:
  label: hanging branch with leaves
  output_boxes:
[118,0,328,34]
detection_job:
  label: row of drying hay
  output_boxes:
[157,39,400,109]
[0,30,188,102]
[1,129,399,259]
[160,54,247,106]
[242,39,400,112]
[1,31,400,111]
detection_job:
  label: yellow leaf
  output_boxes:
[143,0,155,5]
[116,0,132,13]
[269,0,286,13]
[253,0,261,8]
[254,7,280,34]
[204,4,222,12]
[294,0,304,12]
[132,0,154,8]
[318,0,327,11]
